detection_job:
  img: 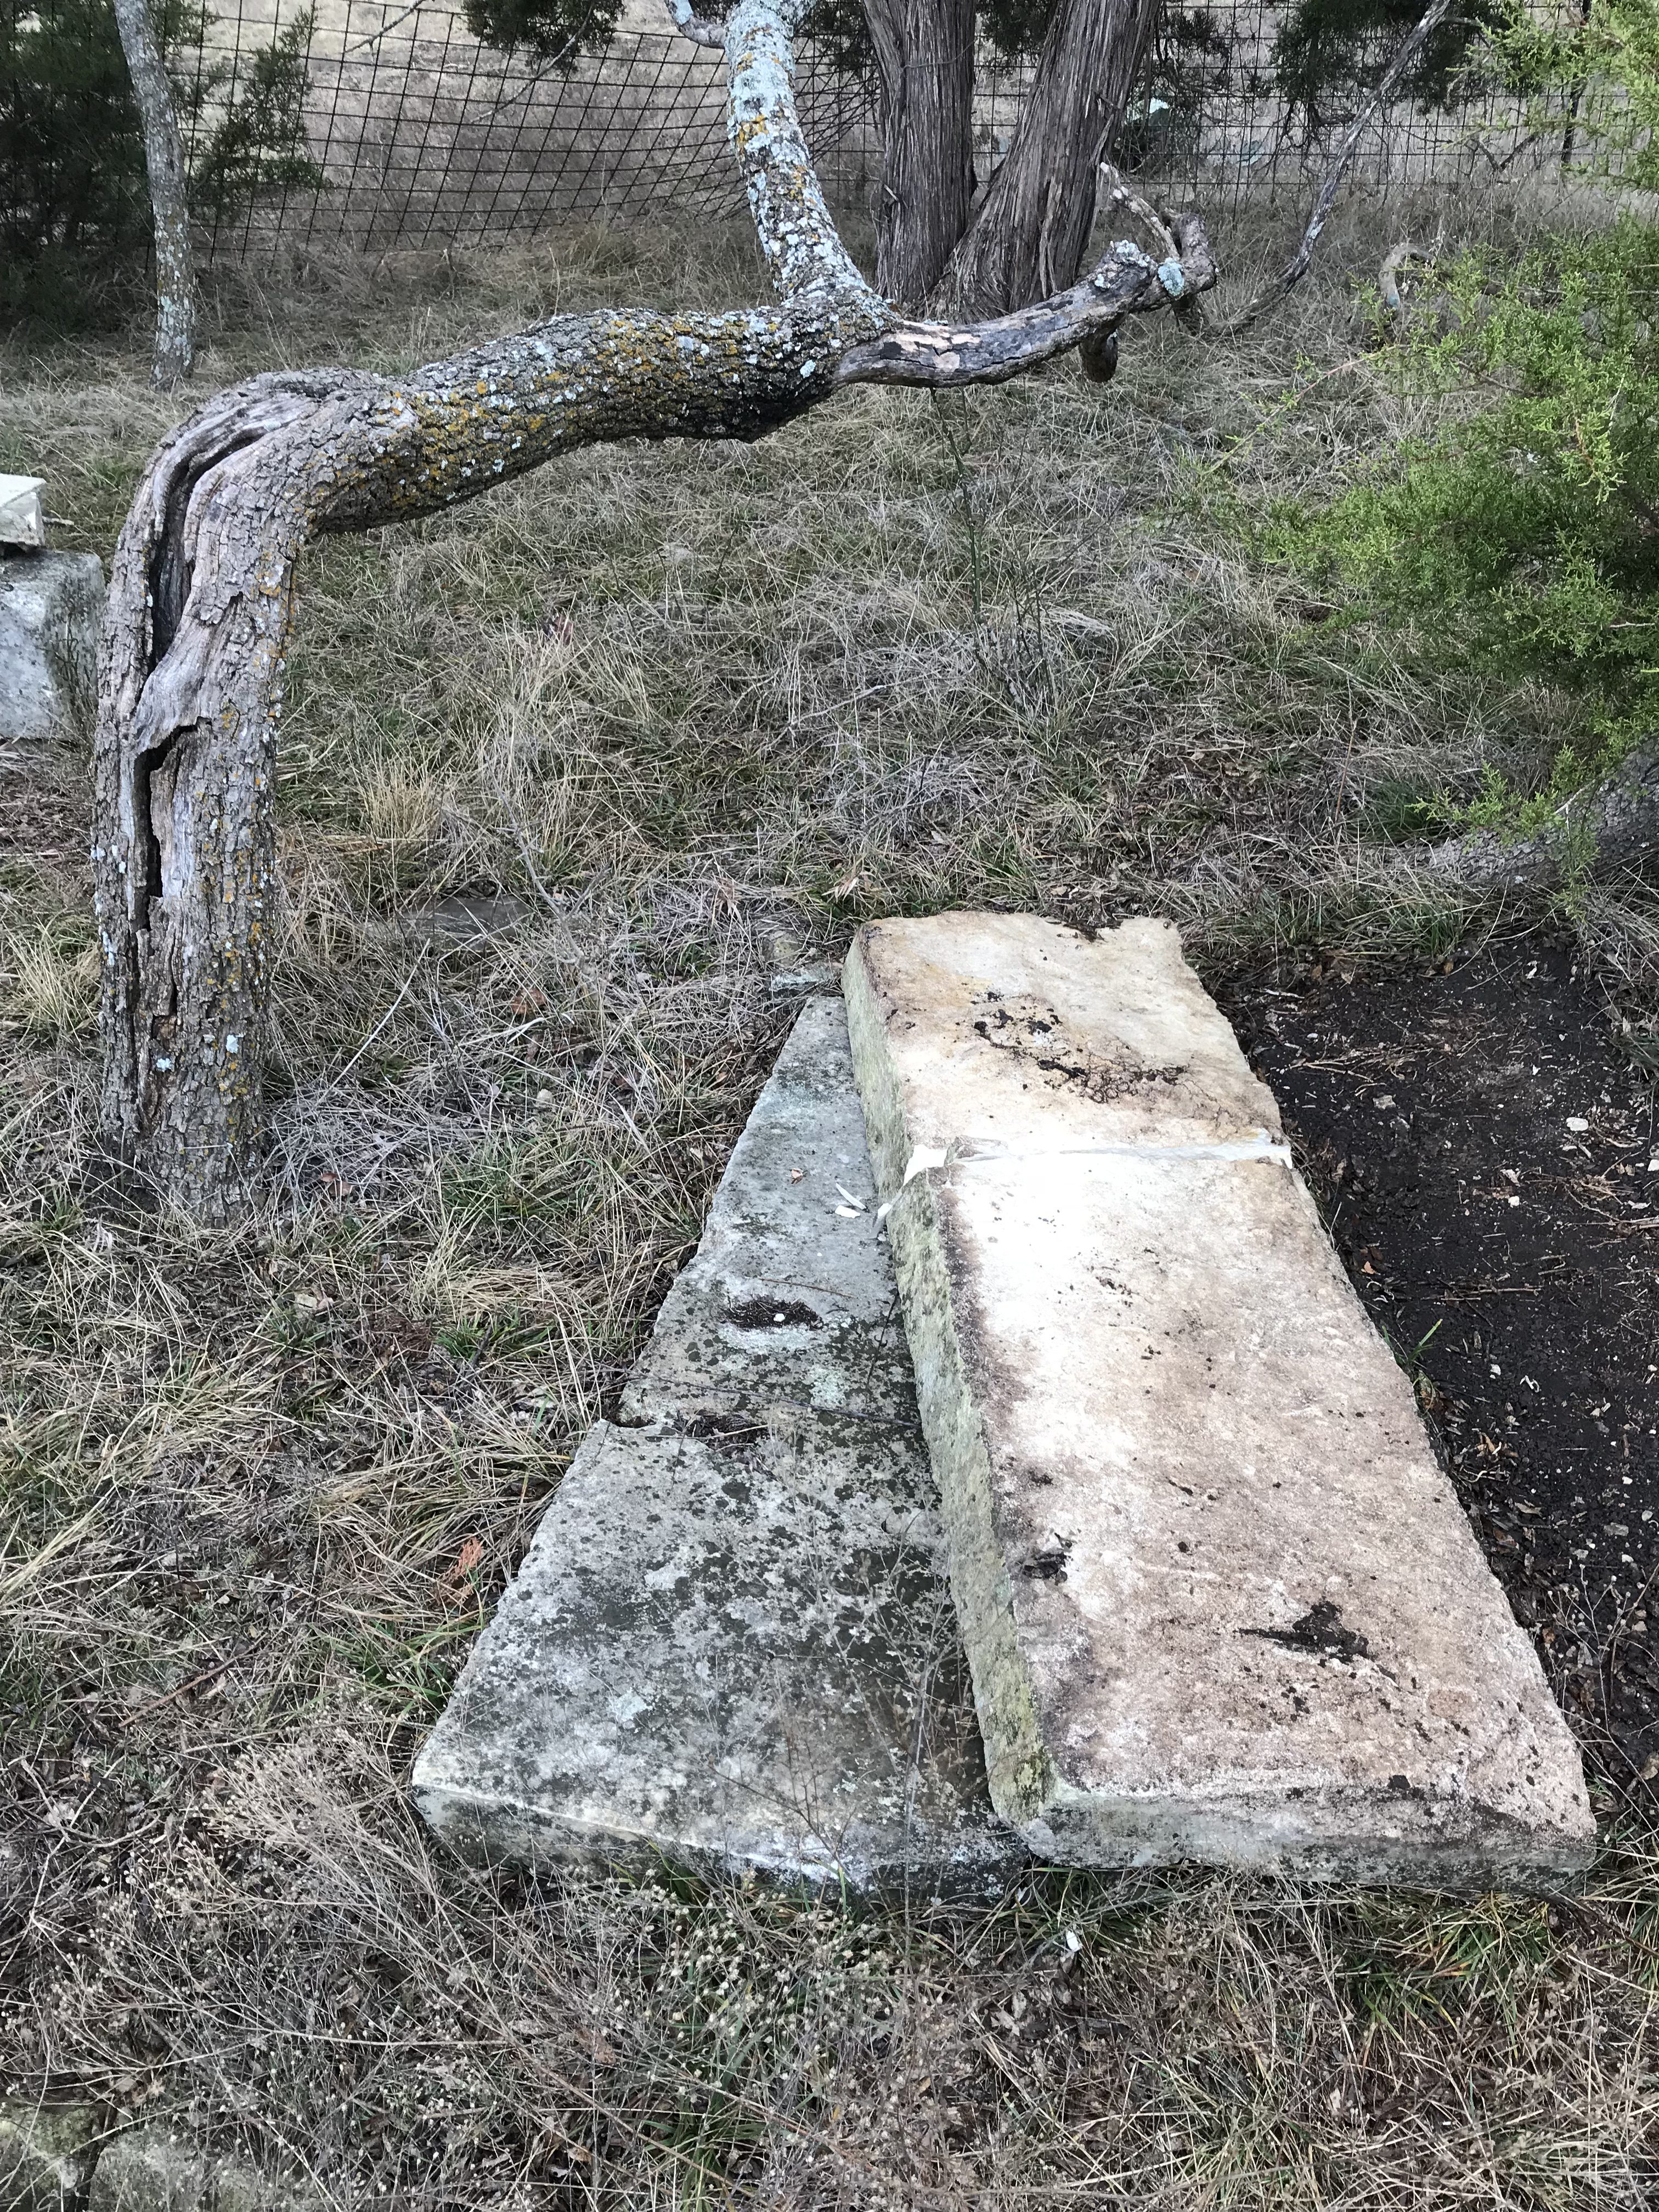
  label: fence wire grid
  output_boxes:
[172,4,876,257]
[20,1,1640,265]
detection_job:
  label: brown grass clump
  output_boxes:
[3,205,1657,2206]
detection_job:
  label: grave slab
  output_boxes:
[414,996,1018,1892]
[842,911,1595,1884]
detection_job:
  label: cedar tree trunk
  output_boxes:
[92,0,1214,1222]
[112,0,195,389]
[943,0,1162,315]
[865,0,976,306]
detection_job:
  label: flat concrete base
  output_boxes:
[843,913,1595,1886]
[414,997,1018,1893]
[0,550,103,747]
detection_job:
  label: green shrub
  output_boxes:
[1,0,323,324]
[1288,220,1659,774]
[1274,4,1658,819]
[1493,0,1659,190]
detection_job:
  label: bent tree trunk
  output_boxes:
[944,0,1161,315]
[865,0,975,307]
[111,0,195,389]
[92,0,1215,1223]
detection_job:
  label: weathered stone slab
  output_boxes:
[414,996,1018,1892]
[843,911,1595,1884]
[0,551,104,746]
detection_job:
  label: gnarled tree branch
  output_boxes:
[92,0,1215,1222]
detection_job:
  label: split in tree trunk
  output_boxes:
[941,0,1161,317]
[92,0,1215,1223]
[112,0,195,390]
[865,0,976,307]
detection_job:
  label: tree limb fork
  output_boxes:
[92,0,1215,1221]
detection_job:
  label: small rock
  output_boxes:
[1566,1116,1590,1132]
[408,893,528,944]
[0,476,47,550]
[88,2130,206,2211]
[533,1088,556,1112]
[89,2132,315,2212]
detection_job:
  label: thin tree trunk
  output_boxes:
[941,0,1161,317]
[92,0,1214,1223]
[111,0,195,390]
[866,0,975,306]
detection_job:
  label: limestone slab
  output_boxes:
[414,996,1017,1892]
[0,551,104,746]
[843,911,1595,1884]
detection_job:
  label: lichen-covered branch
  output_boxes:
[92,0,1215,1222]
[839,216,1212,390]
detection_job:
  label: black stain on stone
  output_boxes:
[1022,1538,1071,1583]
[1242,1599,1370,1664]
[724,1296,822,1330]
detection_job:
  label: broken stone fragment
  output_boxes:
[843,910,1595,1884]
[0,550,105,746]
[87,2131,206,2212]
[0,476,47,549]
[415,995,1018,1893]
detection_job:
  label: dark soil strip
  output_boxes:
[1222,942,1659,1798]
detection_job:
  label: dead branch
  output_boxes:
[1408,743,1659,893]
[1212,0,1458,342]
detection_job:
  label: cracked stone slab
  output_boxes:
[414,996,1019,1892]
[843,911,1595,1885]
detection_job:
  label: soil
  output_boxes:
[1222,940,1659,1799]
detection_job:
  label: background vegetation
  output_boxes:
[1261,1,1658,840]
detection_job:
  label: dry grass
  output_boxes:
[3,200,1658,2207]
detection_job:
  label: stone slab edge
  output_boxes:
[0,2109,315,2212]
[840,938,1045,1824]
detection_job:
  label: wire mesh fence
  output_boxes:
[3,1,1634,270]
[175,4,880,256]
